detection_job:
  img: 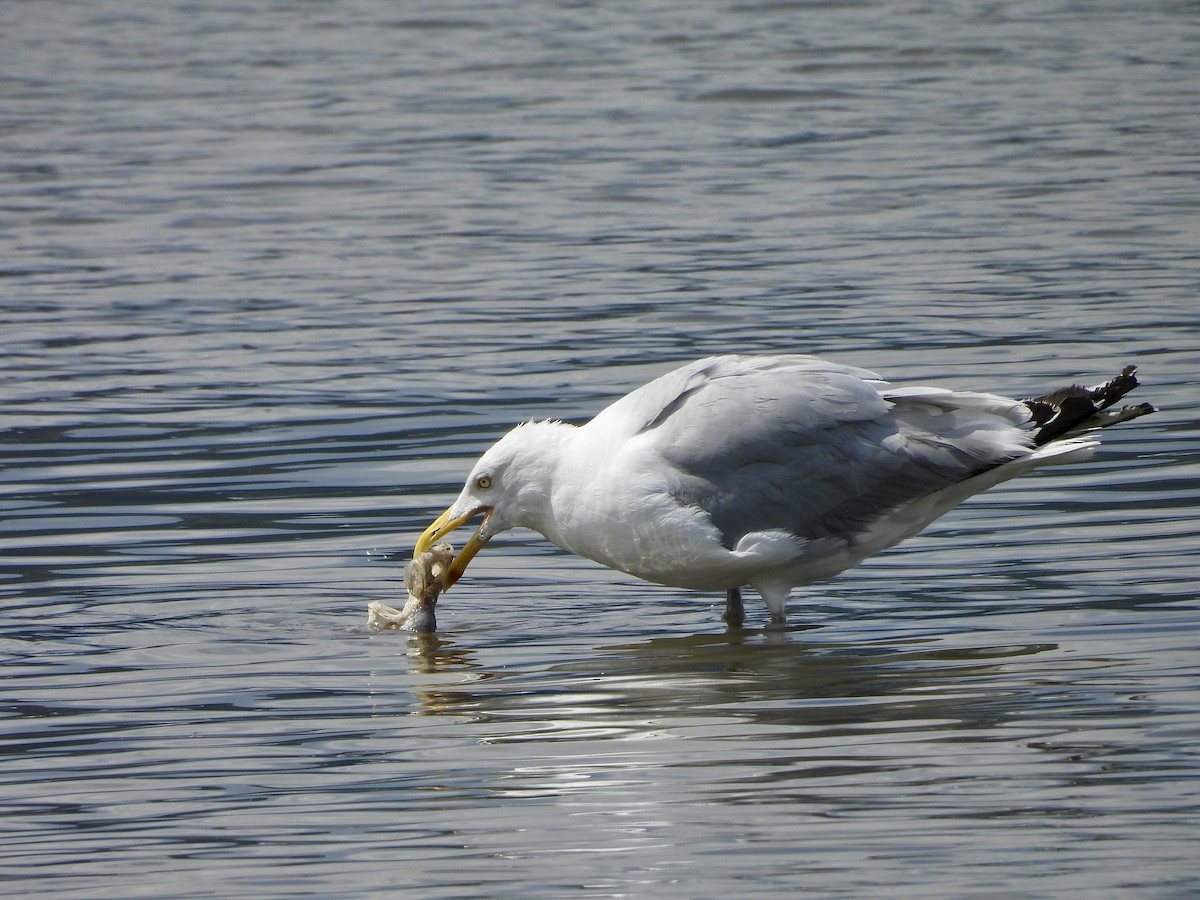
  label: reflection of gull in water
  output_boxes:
[415,355,1153,626]
[393,627,1062,743]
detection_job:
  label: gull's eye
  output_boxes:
[474,474,493,491]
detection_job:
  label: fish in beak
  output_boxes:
[414,504,492,586]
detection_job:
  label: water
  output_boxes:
[3,0,1199,896]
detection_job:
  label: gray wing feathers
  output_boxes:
[631,358,1036,548]
[591,355,887,437]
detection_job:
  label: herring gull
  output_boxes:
[414,355,1153,626]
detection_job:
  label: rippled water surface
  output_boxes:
[3,1,1199,896]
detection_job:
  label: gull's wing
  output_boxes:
[595,355,1036,547]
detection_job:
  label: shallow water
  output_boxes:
[3,1,1199,896]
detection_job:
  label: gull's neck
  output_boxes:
[500,420,577,538]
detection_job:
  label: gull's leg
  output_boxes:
[756,583,790,627]
[723,588,745,628]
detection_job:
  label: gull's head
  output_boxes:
[413,421,567,587]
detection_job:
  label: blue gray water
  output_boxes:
[3,1,1199,896]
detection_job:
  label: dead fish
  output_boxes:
[367,542,455,633]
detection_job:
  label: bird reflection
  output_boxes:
[378,619,1060,738]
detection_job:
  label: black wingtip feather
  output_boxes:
[1025,364,1154,445]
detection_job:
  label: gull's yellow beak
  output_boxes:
[414,505,491,586]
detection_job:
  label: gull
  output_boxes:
[414,355,1153,626]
